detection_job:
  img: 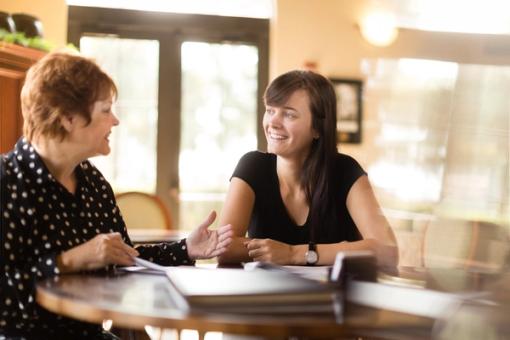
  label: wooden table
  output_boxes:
[36,270,436,339]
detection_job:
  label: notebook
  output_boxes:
[164,266,338,313]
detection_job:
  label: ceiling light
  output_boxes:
[360,10,398,47]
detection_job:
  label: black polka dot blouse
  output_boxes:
[1,138,194,339]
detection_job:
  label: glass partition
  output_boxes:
[365,58,510,268]
[366,58,509,223]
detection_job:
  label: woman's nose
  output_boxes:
[112,113,120,126]
[268,111,282,125]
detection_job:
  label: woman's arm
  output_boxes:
[245,176,398,267]
[217,177,256,264]
[57,233,139,273]
[344,175,398,267]
[245,238,382,265]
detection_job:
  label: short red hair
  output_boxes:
[21,52,117,141]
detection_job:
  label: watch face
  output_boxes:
[305,250,318,264]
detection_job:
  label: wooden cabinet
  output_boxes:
[0,42,45,153]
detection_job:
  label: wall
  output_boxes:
[270,0,387,164]
[0,0,67,47]
[271,0,510,165]
[272,0,510,77]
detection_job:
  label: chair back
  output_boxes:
[116,192,172,229]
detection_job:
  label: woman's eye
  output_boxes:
[265,109,274,115]
[284,112,295,118]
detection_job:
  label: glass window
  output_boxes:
[179,41,258,229]
[365,58,510,224]
[80,36,160,193]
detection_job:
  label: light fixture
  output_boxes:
[360,9,398,47]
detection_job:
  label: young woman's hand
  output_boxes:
[57,232,139,273]
[186,211,233,260]
[244,238,294,264]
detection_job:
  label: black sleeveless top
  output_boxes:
[231,151,366,244]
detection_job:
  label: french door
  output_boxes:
[68,6,269,228]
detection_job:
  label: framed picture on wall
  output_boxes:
[330,78,363,144]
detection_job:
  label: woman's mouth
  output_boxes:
[267,131,287,140]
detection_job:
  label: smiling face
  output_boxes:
[263,89,318,161]
[65,93,119,159]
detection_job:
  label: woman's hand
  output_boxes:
[57,232,139,273]
[244,238,294,264]
[186,211,233,260]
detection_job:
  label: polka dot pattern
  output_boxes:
[1,139,192,338]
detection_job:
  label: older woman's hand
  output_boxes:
[185,211,233,260]
[57,232,139,273]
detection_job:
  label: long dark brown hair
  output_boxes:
[264,70,338,242]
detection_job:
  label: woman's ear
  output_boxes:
[60,114,76,133]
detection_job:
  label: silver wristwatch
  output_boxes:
[305,242,318,266]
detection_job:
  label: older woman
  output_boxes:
[0,52,232,339]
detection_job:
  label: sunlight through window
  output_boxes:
[81,36,160,193]
[366,57,510,223]
[179,41,258,229]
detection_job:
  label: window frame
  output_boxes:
[68,6,269,221]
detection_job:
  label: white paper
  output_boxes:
[243,261,331,282]
[117,257,170,275]
[133,257,169,271]
[281,265,331,282]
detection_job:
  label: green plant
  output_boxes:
[0,28,53,52]
[65,42,79,52]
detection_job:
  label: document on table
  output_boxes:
[118,257,170,275]
[243,261,331,282]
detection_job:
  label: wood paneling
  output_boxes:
[0,42,45,153]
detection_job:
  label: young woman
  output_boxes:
[218,70,397,267]
[0,52,232,339]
